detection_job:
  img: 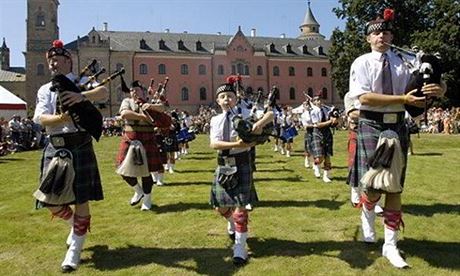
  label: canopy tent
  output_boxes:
[0,85,27,120]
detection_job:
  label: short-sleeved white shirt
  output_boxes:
[210,107,250,155]
[349,49,413,113]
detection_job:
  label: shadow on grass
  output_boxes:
[256,160,287,165]
[151,198,345,214]
[404,203,460,217]
[412,152,443,156]
[0,157,25,163]
[163,181,211,187]
[181,156,215,161]
[174,168,216,173]
[257,176,302,182]
[255,168,295,173]
[86,244,238,276]
[190,151,214,155]
[248,236,460,270]
[256,199,345,210]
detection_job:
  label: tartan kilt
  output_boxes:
[117,131,164,172]
[37,134,103,207]
[210,151,254,208]
[162,133,179,153]
[310,128,333,158]
[155,134,168,164]
[304,129,313,153]
[350,118,409,192]
[346,130,358,187]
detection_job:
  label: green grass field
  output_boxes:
[0,131,459,275]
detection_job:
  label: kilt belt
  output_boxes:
[218,151,251,166]
[124,125,155,132]
[360,110,405,124]
[49,132,91,148]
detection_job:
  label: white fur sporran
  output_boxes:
[116,140,150,177]
[34,149,76,205]
[361,130,404,193]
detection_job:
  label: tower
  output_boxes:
[0,38,10,71]
[25,0,59,107]
[298,1,325,40]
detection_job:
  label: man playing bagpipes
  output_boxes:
[209,77,273,266]
[32,40,108,272]
[348,8,446,268]
[116,80,171,210]
[309,91,337,183]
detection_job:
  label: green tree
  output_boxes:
[330,0,460,106]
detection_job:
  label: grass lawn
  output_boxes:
[0,131,459,275]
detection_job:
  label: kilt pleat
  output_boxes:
[349,118,409,190]
[38,134,103,206]
[210,151,254,208]
[310,128,333,158]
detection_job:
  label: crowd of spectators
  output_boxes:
[419,107,460,134]
[0,115,44,155]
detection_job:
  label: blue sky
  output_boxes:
[0,0,344,67]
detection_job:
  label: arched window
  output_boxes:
[116,63,124,71]
[321,67,327,77]
[256,66,263,76]
[217,65,224,75]
[322,87,328,99]
[158,64,166,75]
[181,87,189,101]
[199,87,207,101]
[244,65,249,75]
[198,64,206,75]
[181,64,188,75]
[139,63,148,75]
[307,87,313,97]
[288,66,295,76]
[289,87,296,100]
[35,13,45,27]
[37,64,45,76]
[307,67,313,77]
[273,66,280,76]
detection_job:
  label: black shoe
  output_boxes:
[228,232,235,242]
[232,256,247,266]
[130,194,144,206]
[61,265,76,273]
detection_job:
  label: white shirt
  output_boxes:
[210,108,250,155]
[300,108,314,127]
[349,49,413,113]
[33,72,80,135]
[308,105,323,124]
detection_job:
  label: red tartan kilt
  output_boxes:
[116,131,164,172]
[347,130,357,169]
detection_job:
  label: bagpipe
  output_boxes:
[231,81,277,144]
[149,76,170,106]
[385,42,443,119]
[50,61,126,141]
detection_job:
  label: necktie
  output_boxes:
[222,112,231,156]
[382,53,393,95]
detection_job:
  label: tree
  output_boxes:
[329,0,460,106]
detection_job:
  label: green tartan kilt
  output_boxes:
[210,153,255,208]
[310,128,333,158]
[352,118,409,192]
[37,134,103,207]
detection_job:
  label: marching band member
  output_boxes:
[209,79,273,266]
[348,8,445,268]
[32,40,108,272]
[116,81,171,210]
[310,91,337,183]
[300,99,314,168]
[280,106,295,157]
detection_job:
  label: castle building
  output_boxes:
[22,0,337,116]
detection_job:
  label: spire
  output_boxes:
[1,37,8,49]
[298,1,324,40]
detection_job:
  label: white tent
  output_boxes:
[0,85,27,120]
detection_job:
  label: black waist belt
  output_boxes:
[49,132,90,148]
[218,151,250,166]
[360,110,405,124]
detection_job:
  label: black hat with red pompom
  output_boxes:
[366,8,394,35]
[46,40,71,59]
[215,75,242,96]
